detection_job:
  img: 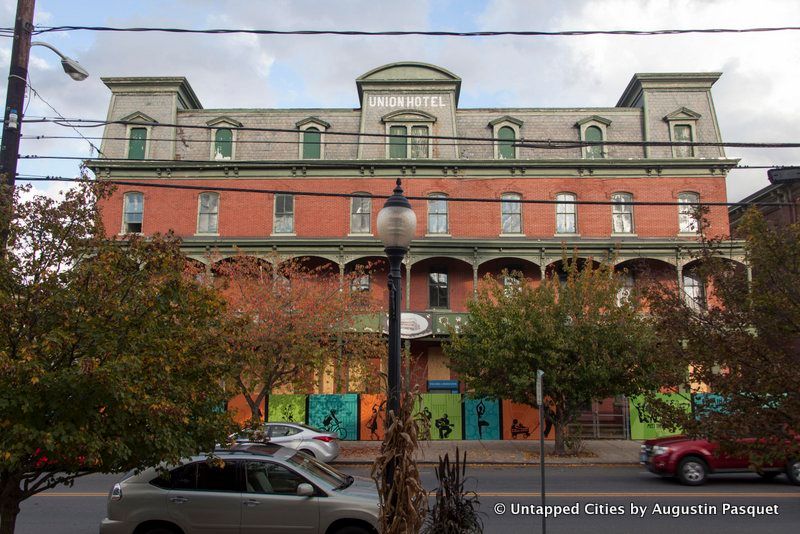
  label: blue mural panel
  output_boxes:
[308,394,359,441]
[463,397,500,440]
[692,393,729,416]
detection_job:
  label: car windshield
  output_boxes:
[286,452,346,487]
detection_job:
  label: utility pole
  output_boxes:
[0,0,36,251]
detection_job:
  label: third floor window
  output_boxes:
[214,128,233,160]
[128,127,147,160]
[389,125,429,159]
[302,127,322,159]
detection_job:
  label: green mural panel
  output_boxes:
[268,394,307,424]
[308,394,359,441]
[629,393,690,440]
[464,397,500,440]
[416,394,462,441]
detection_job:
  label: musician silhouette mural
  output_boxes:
[417,394,462,440]
[267,394,307,423]
[464,397,500,440]
[309,394,358,440]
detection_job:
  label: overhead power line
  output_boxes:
[24,25,800,38]
[17,175,794,208]
[21,117,800,149]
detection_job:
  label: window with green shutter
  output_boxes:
[302,127,321,159]
[497,126,515,159]
[128,127,147,160]
[584,125,603,159]
[214,128,233,159]
[389,125,407,158]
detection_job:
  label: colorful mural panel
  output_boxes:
[227,394,265,425]
[416,394,463,440]
[308,394,359,441]
[359,394,387,441]
[463,397,500,440]
[267,394,307,424]
[629,393,691,440]
[501,400,554,441]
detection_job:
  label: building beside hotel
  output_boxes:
[90,62,744,434]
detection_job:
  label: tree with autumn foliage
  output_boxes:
[215,256,384,422]
[445,259,663,455]
[0,182,236,534]
[645,209,800,465]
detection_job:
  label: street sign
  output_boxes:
[536,370,544,406]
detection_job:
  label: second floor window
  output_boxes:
[128,127,147,160]
[214,128,233,159]
[274,194,294,234]
[556,193,577,234]
[122,192,143,233]
[197,192,219,234]
[389,125,429,158]
[501,193,522,234]
[429,270,449,309]
[302,127,321,159]
[427,194,448,234]
[678,192,700,233]
[611,193,634,233]
[350,194,371,234]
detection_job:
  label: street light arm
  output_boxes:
[30,41,89,81]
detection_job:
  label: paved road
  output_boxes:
[17,465,800,533]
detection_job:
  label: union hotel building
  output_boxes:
[90,63,744,434]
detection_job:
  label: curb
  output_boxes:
[333,460,640,467]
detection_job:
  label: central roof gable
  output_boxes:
[356,62,462,105]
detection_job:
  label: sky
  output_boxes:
[2,0,799,203]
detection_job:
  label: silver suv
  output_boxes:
[100,443,378,534]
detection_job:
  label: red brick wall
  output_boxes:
[99,175,731,239]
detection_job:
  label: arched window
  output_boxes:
[214,128,233,160]
[678,192,700,233]
[350,193,371,234]
[427,194,448,234]
[501,193,522,234]
[302,127,321,159]
[122,192,143,233]
[556,193,577,234]
[611,192,634,234]
[498,126,516,159]
[197,192,220,234]
[584,125,603,159]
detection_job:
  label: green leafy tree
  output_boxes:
[445,259,662,455]
[0,183,236,534]
[646,209,800,462]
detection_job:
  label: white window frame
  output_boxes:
[196,192,220,235]
[576,116,611,159]
[121,191,144,234]
[426,193,449,236]
[678,191,700,234]
[125,124,151,160]
[664,108,701,158]
[273,194,295,236]
[682,269,706,310]
[611,192,635,234]
[349,193,372,235]
[207,117,242,160]
[500,192,523,235]
[555,192,578,235]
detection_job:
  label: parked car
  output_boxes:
[641,435,800,486]
[99,443,378,534]
[232,422,341,462]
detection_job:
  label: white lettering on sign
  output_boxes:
[367,95,447,108]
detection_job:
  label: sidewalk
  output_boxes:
[335,439,642,465]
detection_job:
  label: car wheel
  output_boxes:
[677,456,708,486]
[299,448,318,460]
[786,460,800,485]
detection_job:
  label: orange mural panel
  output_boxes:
[501,400,554,441]
[359,394,387,441]
[227,394,265,425]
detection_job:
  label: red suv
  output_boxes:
[641,435,800,486]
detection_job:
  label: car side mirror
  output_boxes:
[296,483,314,497]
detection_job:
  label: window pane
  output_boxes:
[410,126,428,158]
[196,461,239,492]
[350,196,371,233]
[275,193,294,234]
[498,126,515,159]
[678,193,699,232]
[584,126,603,159]
[616,272,635,306]
[245,461,305,495]
[389,126,406,158]
[556,194,576,233]
[429,271,448,308]
[214,128,233,159]
[501,194,522,233]
[198,193,219,233]
[427,196,448,234]
[682,271,706,310]
[611,193,633,233]
[303,128,321,159]
[128,128,146,160]
[170,464,197,490]
[674,125,693,157]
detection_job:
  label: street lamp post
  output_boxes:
[376,179,416,417]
